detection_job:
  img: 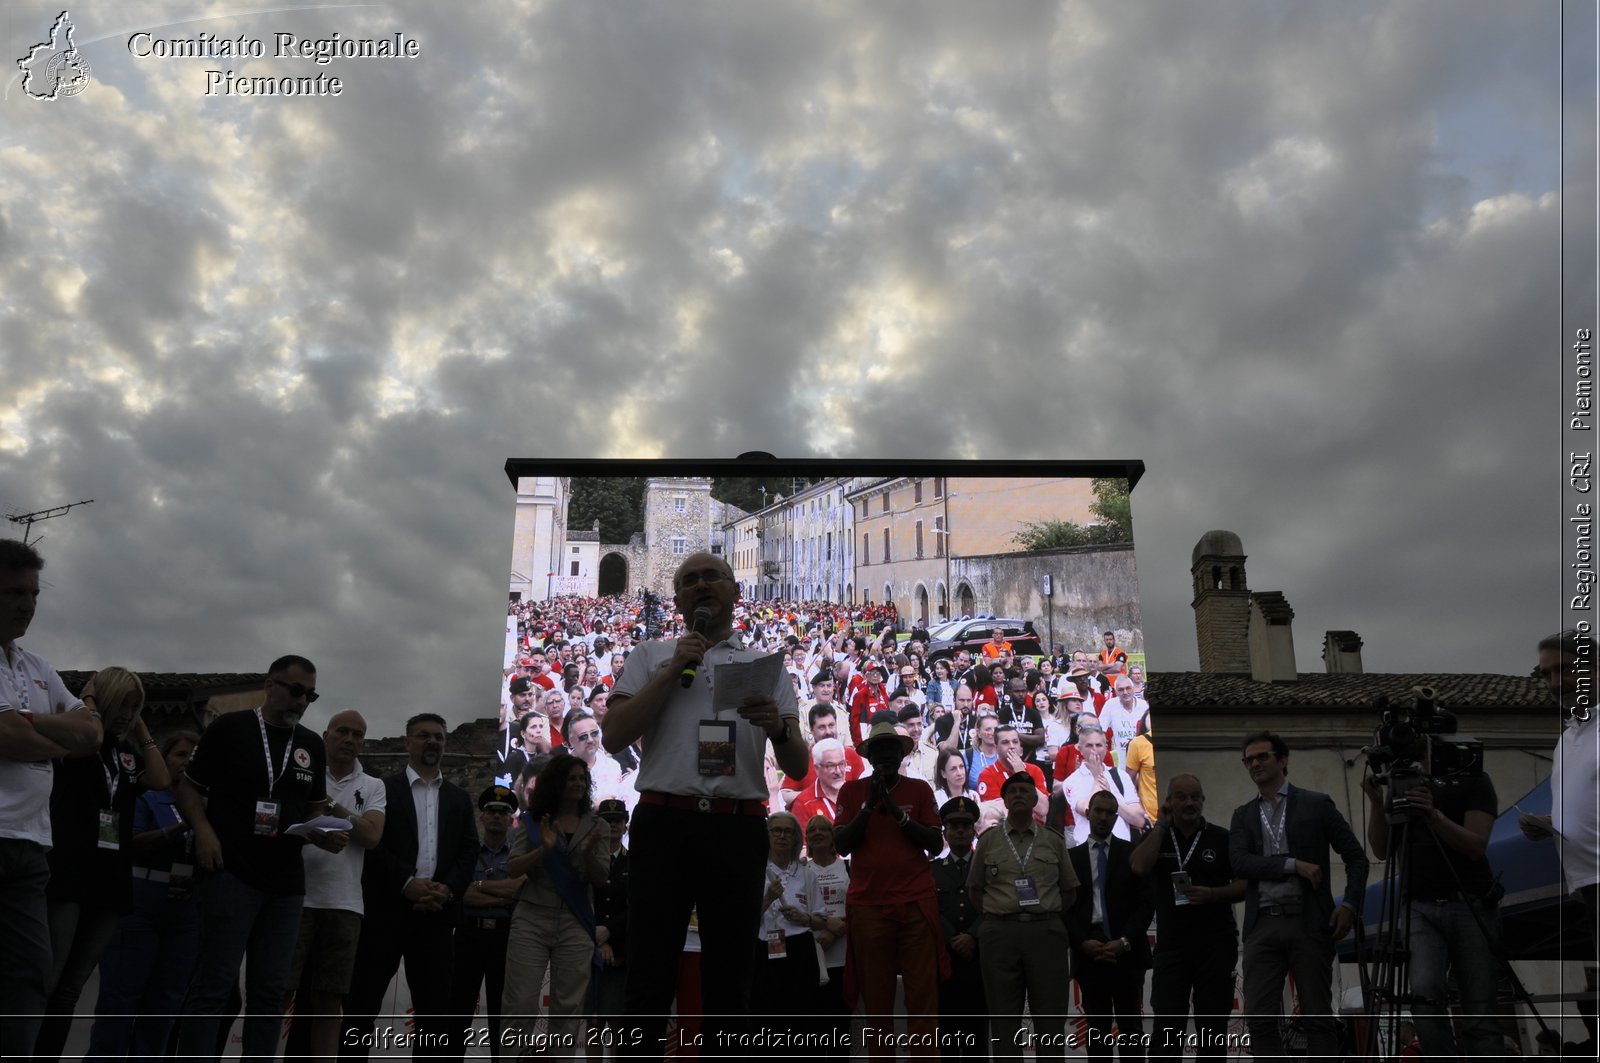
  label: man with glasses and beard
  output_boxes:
[341,714,478,1059]
[175,656,328,1063]
[602,552,806,1055]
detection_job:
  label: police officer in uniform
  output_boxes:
[445,784,523,1062]
[932,796,987,1057]
[589,798,632,1037]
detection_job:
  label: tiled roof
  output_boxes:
[1146,671,1553,711]
[57,672,265,699]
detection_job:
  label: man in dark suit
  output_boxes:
[1068,790,1155,1059]
[340,713,478,1058]
[1228,731,1368,1063]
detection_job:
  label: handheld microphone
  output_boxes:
[679,607,714,688]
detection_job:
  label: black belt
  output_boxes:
[468,916,510,931]
[990,911,1059,922]
[1259,903,1302,917]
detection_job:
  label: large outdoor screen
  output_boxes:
[495,457,1152,843]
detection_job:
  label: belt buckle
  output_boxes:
[695,797,711,813]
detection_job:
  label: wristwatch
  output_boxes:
[772,720,793,744]
[1119,936,1132,953]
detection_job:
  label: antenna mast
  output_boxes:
[6,499,94,544]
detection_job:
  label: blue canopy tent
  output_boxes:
[1338,778,1589,961]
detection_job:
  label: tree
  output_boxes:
[1011,478,1132,550]
[1088,478,1132,540]
[568,478,645,544]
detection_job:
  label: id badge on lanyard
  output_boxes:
[255,800,282,837]
[697,720,737,777]
[97,809,120,850]
[255,709,294,836]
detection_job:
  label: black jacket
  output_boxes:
[1067,836,1155,967]
[361,770,478,926]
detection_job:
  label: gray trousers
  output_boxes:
[1240,912,1339,1063]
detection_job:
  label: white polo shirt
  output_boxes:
[303,759,388,914]
[0,644,85,847]
[1552,712,1600,892]
[614,636,799,801]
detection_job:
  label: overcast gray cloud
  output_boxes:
[0,0,1585,736]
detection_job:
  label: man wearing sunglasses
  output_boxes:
[175,656,328,1063]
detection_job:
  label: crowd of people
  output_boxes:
[2,536,1596,1061]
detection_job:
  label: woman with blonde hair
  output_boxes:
[88,728,203,1060]
[35,667,171,1060]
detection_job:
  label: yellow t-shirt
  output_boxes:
[1124,733,1157,824]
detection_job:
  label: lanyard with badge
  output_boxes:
[97,746,125,850]
[766,861,802,958]
[255,709,295,837]
[695,643,737,777]
[1169,826,1204,906]
[1002,825,1042,907]
[1260,795,1288,856]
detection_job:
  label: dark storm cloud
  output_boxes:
[0,0,1575,736]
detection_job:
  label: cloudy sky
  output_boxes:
[2,1,1590,738]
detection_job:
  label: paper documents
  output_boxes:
[712,652,785,712]
[285,816,354,838]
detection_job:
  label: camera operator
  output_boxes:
[1360,762,1500,1058]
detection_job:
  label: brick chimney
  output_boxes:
[1191,531,1250,673]
[1322,630,1364,674]
[1248,591,1298,683]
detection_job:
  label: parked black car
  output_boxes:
[924,617,1042,662]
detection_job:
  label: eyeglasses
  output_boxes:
[768,826,798,835]
[572,730,601,742]
[1241,752,1276,765]
[269,678,320,703]
[676,570,732,589]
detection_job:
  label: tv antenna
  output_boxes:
[6,499,94,544]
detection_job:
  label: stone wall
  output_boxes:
[950,543,1144,653]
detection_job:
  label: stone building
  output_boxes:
[507,474,569,602]
[591,477,746,598]
[848,475,1104,630]
[725,478,862,602]
[1147,531,1571,1045]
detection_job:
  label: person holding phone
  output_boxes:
[1130,774,1245,1062]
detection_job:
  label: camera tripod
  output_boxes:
[1353,789,1552,1059]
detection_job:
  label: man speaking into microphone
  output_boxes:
[602,552,807,1055]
